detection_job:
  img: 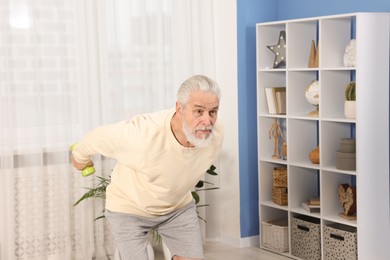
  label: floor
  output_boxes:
[153,241,291,260]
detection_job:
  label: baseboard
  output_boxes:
[240,235,259,247]
[219,234,259,248]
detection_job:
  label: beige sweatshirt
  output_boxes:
[72,109,224,217]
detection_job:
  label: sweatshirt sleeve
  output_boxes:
[72,120,143,166]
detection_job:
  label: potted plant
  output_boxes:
[344,81,356,119]
[74,165,219,259]
[74,164,219,219]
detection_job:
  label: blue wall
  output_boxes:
[237,0,390,238]
[237,0,278,238]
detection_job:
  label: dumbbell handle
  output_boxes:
[70,144,95,177]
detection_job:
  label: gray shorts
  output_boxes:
[105,201,203,260]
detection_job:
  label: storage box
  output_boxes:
[272,187,288,206]
[324,223,357,260]
[336,138,356,170]
[261,218,289,253]
[336,151,356,170]
[291,215,321,260]
[273,166,287,187]
[340,138,356,153]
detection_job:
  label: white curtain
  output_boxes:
[0,0,216,259]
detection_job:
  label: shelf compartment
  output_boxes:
[256,23,286,69]
[287,20,318,69]
[321,170,356,226]
[320,16,354,68]
[320,121,354,169]
[288,118,318,164]
[320,70,353,119]
[259,161,288,204]
[257,71,286,115]
[289,165,319,211]
[260,205,289,222]
[258,117,287,161]
[287,71,318,117]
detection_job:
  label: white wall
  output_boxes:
[211,0,241,246]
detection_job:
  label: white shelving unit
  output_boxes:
[256,13,390,259]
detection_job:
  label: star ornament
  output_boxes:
[267,31,286,68]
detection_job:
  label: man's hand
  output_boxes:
[71,155,94,171]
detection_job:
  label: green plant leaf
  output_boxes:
[199,180,214,185]
[197,214,207,223]
[74,188,101,206]
[74,176,110,206]
[195,180,204,188]
[151,230,162,244]
[94,215,105,221]
[194,187,219,192]
[206,164,218,175]
[344,81,356,101]
[192,191,200,204]
[196,204,210,208]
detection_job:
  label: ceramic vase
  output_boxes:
[344,101,356,119]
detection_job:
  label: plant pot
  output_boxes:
[344,101,356,119]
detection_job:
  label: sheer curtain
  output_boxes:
[0,0,216,259]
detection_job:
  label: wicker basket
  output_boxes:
[273,187,288,206]
[262,219,289,253]
[273,166,287,187]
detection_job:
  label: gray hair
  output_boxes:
[177,75,221,105]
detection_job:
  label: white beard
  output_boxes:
[182,119,214,148]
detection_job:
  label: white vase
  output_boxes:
[344,101,356,119]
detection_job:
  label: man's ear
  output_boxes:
[175,102,183,118]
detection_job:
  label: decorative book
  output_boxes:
[265,87,286,114]
[302,198,320,213]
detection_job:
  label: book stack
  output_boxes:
[265,87,286,114]
[301,197,320,213]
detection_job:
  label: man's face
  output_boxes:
[177,91,219,147]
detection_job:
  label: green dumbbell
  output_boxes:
[70,144,95,177]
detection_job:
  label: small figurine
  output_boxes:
[338,183,357,218]
[268,118,285,159]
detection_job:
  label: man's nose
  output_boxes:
[201,113,213,125]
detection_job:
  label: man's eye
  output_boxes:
[195,110,203,116]
[209,110,217,117]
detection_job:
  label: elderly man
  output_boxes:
[72,75,224,260]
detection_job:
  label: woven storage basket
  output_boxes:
[291,215,321,260]
[261,219,289,253]
[324,223,357,260]
[273,166,287,187]
[272,187,288,206]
